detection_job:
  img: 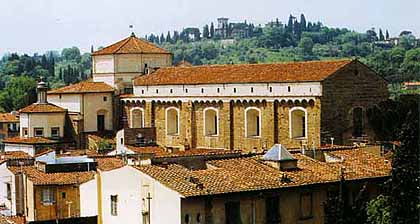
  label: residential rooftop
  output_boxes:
[2,137,60,145]
[133,59,353,86]
[19,103,66,113]
[135,148,391,197]
[48,81,114,94]
[0,113,19,123]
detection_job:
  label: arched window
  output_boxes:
[204,108,219,136]
[289,107,307,139]
[245,107,261,137]
[166,107,179,136]
[130,108,144,128]
[352,107,364,137]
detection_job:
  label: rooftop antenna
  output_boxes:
[129,25,135,37]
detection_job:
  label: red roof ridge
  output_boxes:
[48,81,114,94]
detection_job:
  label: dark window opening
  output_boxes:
[352,107,364,137]
[300,193,313,219]
[266,196,280,224]
[217,88,220,93]
[269,87,273,92]
[225,201,241,224]
[288,86,291,92]
[233,88,237,93]
[201,88,204,93]
[251,87,254,93]
[97,115,105,132]
[103,96,107,102]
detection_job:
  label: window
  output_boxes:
[269,87,273,93]
[59,94,62,99]
[266,197,280,223]
[225,201,241,224]
[288,86,291,92]
[233,88,237,93]
[166,107,179,136]
[23,128,28,137]
[184,214,191,224]
[217,88,220,93]
[201,88,204,93]
[170,89,173,94]
[352,107,364,137]
[185,89,188,93]
[103,96,107,102]
[156,89,159,94]
[6,183,11,200]
[196,213,202,224]
[141,89,145,94]
[34,128,44,137]
[290,107,307,139]
[41,188,55,204]
[51,127,60,138]
[250,87,254,93]
[61,192,66,199]
[8,123,18,132]
[130,108,144,128]
[245,107,261,137]
[204,108,218,136]
[300,193,313,219]
[111,195,118,216]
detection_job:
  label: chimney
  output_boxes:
[36,77,48,104]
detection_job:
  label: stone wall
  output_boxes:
[321,60,389,144]
[122,99,321,152]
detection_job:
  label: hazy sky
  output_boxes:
[0,0,419,55]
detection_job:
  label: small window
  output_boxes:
[201,88,204,93]
[141,90,145,94]
[170,89,173,94]
[6,183,11,200]
[51,127,60,138]
[61,192,66,199]
[217,88,220,93]
[23,128,28,137]
[251,87,254,93]
[111,195,118,216]
[103,96,107,102]
[300,193,313,219]
[288,86,291,92]
[34,128,44,137]
[41,188,55,204]
[233,88,237,93]
[185,89,188,93]
[196,213,202,223]
[269,87,273,93]
[120,138,123,145]
[59,94,62,99]
[156,89,159,94]
[184,214,191,224]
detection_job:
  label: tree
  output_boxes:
[166,31,172,43]
[61,47,81,62]
[379,29,385,41]
[298,37,314,55]
[287,14,294,33]
[385,30,390,40]
[391,98,419,224]
[300,14,307,32]
[0,76,37,112]
[367,195,391,224]
[210,22,215,38]
[159,33,165,44]
[203,25,210,39]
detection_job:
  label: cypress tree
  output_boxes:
[166,31,172,43]
[210,22,215,38]
[287,14,294,33]
[300,14,307,32]
[203,25,210,39]
[386,30,390,40]
[379,29,385,41]
[160,33,165,44]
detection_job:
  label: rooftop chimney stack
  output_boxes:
[37,77,48,104]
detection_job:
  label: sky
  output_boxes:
[0,0,419,55]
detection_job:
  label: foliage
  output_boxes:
[367,195,391,224]
[0,76,37,112]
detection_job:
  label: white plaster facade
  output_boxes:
[19,112,66,138]
[0,162,16,216]
[4,144,35,157]
[79,178,98,217]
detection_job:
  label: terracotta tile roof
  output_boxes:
[92,34,171,56]
[48,82,114,94]
[57,149,100,157]
[0,151,31,161]
[135,149,391,197]
[133,59,353,86]
[19,103,66,113]
[125,146,241,158]
[175,60,193,67]
[95,157,125,171]
[0,113,18,123]
[8,166,95,185]
[3,137,58,145]
[326,149,391,180]
[0,216,25,224]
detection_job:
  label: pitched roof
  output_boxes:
[8,166,94,185]
[133,59,353,86]
[135,149,391,197]
[125,146,241,159]
[48,82,114,94]
[95,157,125,171]
[0,113,18,123]
[92,34,171,56]
[3,137,59,145]
[0,151,31,161]
[19,103,66,113]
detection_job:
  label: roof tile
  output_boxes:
[19,103,66,113]
[48,82,114,94]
